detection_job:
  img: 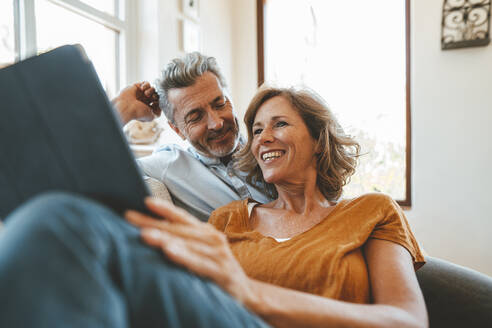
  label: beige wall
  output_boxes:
[230,0,258,132]
[135,0,492,275]
[134,0,236,144]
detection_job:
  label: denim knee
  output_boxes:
[3,191,136,255]
[6,191,117,228]
[11,190,98,216]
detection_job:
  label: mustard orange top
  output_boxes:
[209,193,425,304]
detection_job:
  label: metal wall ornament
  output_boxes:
[441,0,491,50]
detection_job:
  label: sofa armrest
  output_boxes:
[145,177,173,203]
[416,256,492,327]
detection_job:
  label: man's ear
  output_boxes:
[168,121,186,140]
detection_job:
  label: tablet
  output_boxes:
[0,45,150,219]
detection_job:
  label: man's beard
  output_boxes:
[193,123,240,158]
[206,124,240,157]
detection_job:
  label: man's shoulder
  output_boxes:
[136,144,197,179]
[139,144,193,163]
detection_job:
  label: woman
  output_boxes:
[127,86,428,328]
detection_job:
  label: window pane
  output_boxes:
[264,0,406,200]
[79,0,116,16]
[0,0,16,68]
[35,0,118,98]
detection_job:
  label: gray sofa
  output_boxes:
[416,256,492,327]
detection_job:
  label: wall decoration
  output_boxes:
[182,0,199,21]
[441,0,491,50]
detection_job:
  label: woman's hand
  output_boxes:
[125,197,256,305]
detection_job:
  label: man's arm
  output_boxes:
[112,82,161,125]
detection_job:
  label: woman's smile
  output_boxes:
[260,150,286,163]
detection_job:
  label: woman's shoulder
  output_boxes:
[212,199,248,216]
[337,192,399,214]
[344,192,395,204]
[355,192,395,203]
[208,199,249,232]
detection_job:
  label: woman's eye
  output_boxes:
[253,128,263,135]
[275,121,288,127]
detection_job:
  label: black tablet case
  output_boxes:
[0,45,150,220]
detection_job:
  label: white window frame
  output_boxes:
[12,0,136,91]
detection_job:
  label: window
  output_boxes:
[257,0,411,206]
[0,1,16,69]
[3,0,134,98]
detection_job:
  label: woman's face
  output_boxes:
[251,96,318,185]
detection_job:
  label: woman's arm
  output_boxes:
[244,239,428,328]
[126,198,428,328]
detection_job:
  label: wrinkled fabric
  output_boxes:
[210,193,425,303]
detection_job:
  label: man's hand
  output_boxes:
[112,82,162,125]
[125,198,257,306]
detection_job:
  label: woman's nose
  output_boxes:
[259,128,274,144]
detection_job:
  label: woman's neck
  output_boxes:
[272,169,331,214]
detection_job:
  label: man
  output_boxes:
[0,52,270,327]
[116,52,270,220]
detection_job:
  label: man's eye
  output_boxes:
[214,99,227,109]
[186,112,203,124]
[253,128,263,135]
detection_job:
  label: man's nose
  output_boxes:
[207,110,224,130]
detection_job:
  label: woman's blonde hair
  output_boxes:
[234,86,360,201]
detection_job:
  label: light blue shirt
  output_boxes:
[137,143,271,222]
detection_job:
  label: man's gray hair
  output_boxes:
[155,52,227,124]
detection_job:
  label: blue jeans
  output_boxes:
[0,192,269,327]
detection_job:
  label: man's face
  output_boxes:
[168,72,240,159]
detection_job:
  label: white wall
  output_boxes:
[407,0,492,275]
[135,0,492,275]
[136,0,234,88]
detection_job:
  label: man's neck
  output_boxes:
[220,154,233,166]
